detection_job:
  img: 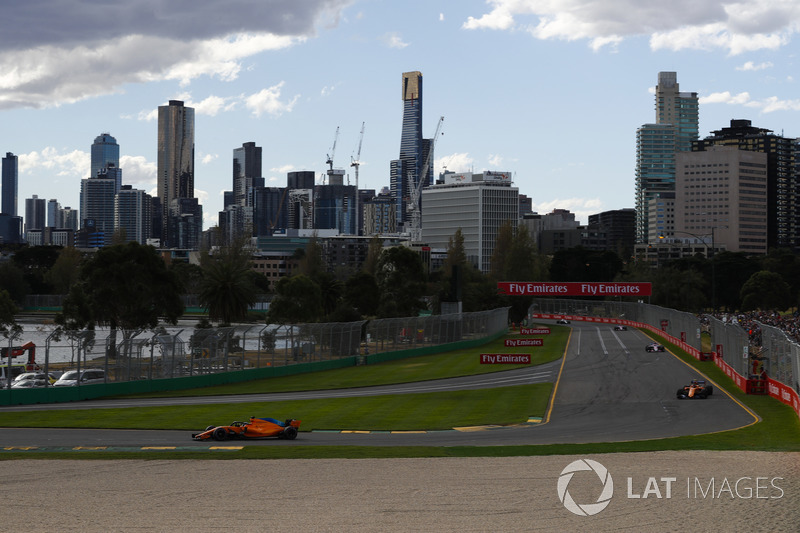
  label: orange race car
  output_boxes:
[192,416,301,441]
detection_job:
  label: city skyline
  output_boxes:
[1,1,800,229]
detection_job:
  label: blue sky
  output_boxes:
[2,0,799,229]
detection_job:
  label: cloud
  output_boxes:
[382,32,410,49]
[18,148,89,179]
[245,82,301,117]
[736,61,774,71]
[437,152,474,175]
[700,91,800,112]
[463,0,800,54]
[0,1,351,109]
[118,155,157,190]
[533,197,604,225]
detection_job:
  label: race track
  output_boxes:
[0,321,758,448]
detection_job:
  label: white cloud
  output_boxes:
[201,154,219,165]
[382,32,410,49]
[437,152,474,174]
[118,155,156,190]
[245,82,301,117]
[0,1,349,110]
[736,61,774,71]
[18,148,89,178]
[488,154,504,168]
[700,91,800,112]
[463,0,800,54]
[532,197,604,225]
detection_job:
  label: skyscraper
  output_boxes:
[80,173,116,246]
[115,185,152,245]
[390,71,431,229]
[157,100,196,247]
[233,142,262,207]
[91,133,120,179]
[2,152,18,216]
[24,194,46,234]
[635,72,698,243]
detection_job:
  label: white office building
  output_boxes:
[422,171,518,273]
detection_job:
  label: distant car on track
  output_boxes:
[613,325,627,331]
[556,319,570,324]
[677,379,713,399]
[645,342,665,352]
[192,416,301,441]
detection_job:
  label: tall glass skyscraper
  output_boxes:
[233,141,262,207]
[157,100,196,247]
[2,152,18,216]
[91,133,120,179]
[390,71,427,228]
[635,72,698,243]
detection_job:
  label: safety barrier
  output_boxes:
[528,298,800,420]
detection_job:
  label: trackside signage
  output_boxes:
[520,327,550,335]
[498,282,652,297]
[480,354,531,364]
[505,339,543,347]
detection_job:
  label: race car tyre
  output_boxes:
[283,426,298,440]
[205,426,215,431]
[212,427,228,441]
[676,389,686,399]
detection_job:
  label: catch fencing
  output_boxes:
[528,298,800,418]
[2,308,509,387]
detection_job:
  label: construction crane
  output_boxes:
[350,122,365,235]
[408,116,444,242]
[326,126,340,173]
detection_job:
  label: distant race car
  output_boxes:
[556,319,570,324]
[613,325,627,331]
[677,379,713,399]
[192,417,301,441]
[645,342,665,352]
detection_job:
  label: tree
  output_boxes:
[490,220,514,280]
[199,237,257,325]
[266,274,323,324]
[11,245,61,294]
[344,271,380,317]
[362,235,383,276]
[297,233,325,280]
[56,242,184,354]
[0,289,21,340]
[375,246,427,318]
[0,261,29,305]
[740,271,792,311]
[45,246,83,294]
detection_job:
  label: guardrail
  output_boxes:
[528,298,800,420]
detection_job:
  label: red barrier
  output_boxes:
[530,312,800,419]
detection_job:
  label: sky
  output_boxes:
[2,0,800,229]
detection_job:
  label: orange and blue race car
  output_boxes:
[192,416,301,441]
[676,379,713,399]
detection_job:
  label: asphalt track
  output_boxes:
[0,321,758,449]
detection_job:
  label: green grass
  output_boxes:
[121,326,569,397]
[2,323,800,459]
[0,384,553,432]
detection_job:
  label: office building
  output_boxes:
[157,100,196,247]
[80,174,116,246]
[47,199,60,228]
[362,192,397,235]
[24,195,46,234]
[693,119,799,250]
[635,72,699,243]
[2,152,17,216]
[168,197,202,250]
[390,71,434,229]
[587,208,636,258]
[231,142,262,238]
[115,185,152,244]
[314,183,356,235]
[421,171,518,273]
[646,193,675,243]
[675,145,768,254]
[91,133,120,180]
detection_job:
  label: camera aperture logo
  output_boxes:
[557,459,614,516]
